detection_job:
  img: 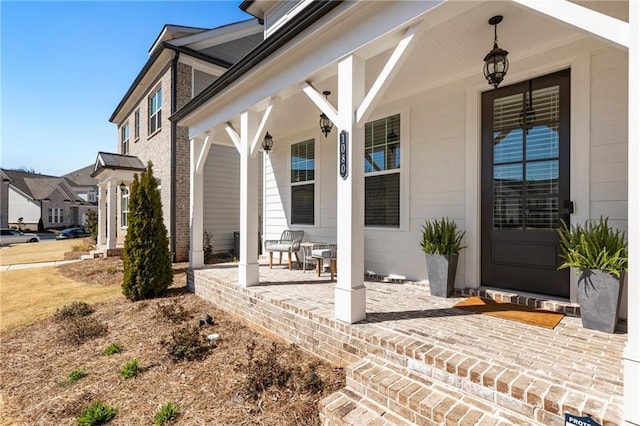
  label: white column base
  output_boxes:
[624,354,640,425]
[190,250,204,269]
[238,262,259,287]
[335,285,366,324]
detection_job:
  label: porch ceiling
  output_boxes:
[208,0,627,142]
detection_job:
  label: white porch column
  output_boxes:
[97,184,107,245]
[106,181,117,250]
[335,54,366,324]
[189,137,204,268]
[238,110,260,287]
[624,2,640,425]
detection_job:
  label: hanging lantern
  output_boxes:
[319,91,333,138]
[262,131,274,153]
[483,15,509,89]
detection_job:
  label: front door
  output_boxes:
[481,70,570,298]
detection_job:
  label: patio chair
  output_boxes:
[264,230,304,270]
[310,243,337,280]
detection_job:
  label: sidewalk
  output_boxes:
[0,259,81,271]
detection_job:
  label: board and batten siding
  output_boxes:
[203,144,263,253]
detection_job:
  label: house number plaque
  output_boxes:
[339,130,348,180]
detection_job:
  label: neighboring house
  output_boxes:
[0,169,10,227]
[63,165,99,206]
[171,1,639,423]
[94,18,264,262]
[0,168,96,230]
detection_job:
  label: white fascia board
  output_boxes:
[513,0,629,48]
[179,56,227,77]
[171,20,263,50]
[183,0,466,138]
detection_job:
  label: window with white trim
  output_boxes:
[121,122,130,155]
[290,139,315,225]
[364,114,400,227]
[48,208,63,224]
[148,87,162,134]
[121,189,129,227]
[134,109,140,140]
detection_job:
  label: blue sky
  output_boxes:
[1,0,251,176]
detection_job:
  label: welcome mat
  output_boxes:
[453,296,565,329]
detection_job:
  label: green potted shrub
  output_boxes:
[558,217,627,333]
[419,218,465,297]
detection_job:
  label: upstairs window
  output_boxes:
[364,114,401,228]
[290,139,315,225]
[134,109,140,140]
[121,123,130,155]
[149,87,162,134]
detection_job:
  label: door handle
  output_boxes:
[563,200,574,214]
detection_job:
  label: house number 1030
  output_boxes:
[339,130,348,180]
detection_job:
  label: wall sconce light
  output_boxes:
[262,131,274,153]
[483,15,509,89]
[319,91,333,138]
[119,182,126,193]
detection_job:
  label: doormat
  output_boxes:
[453,296,565,329]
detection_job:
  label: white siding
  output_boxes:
[203,144,263,253]
[8,189,40,224]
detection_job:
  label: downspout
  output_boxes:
[170,52,179,262]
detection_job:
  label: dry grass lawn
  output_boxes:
[0,258,344,425]
[0,239,90,266]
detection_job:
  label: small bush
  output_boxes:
[160,326,209,362]
[240,341,291,399]
[102,343,124,356]
[77,400,117,425]
[72,241,94,252]
[203,231,214,263]
[119,360,139,379]
[53,301,95,321]
[155,298,191,324]
[67,368,87,385]
[153,402,180,425]
[57,316,108,345]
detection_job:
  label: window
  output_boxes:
[121,123,130,155]
[149,87,162,134]
[364,114,400,227]
[134,109,140,140]
[121,189,129,227]
[48,208,63,223]
[290,139,315,225]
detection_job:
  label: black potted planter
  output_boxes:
[577,269,624,333]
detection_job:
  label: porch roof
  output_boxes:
[91,152,145,178]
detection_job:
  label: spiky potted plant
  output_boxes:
[558,217,627,333]
[419,218,465,297]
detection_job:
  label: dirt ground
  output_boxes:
[0,258,344,425]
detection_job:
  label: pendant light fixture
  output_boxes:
[262,131,274,153]
[319,91,334,138]
[483,15,509,89]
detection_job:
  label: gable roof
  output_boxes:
[63,165,98,187]
[1,169,77,201]
[92,152,146,178]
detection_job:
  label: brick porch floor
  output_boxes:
[188,260,626,425]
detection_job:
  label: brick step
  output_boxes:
[80,249,104,260]
[323,354,558,425]
[319,387,412,425]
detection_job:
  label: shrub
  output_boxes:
[72,241,94,252]
[119,360,139,379]
[53,301,95,321]
[240,341,291,399]
[203,231,214,263]
[153,402,181,425]
[55,312,108,346]
[558,216,628,277]
[419,217,466,256]
[102,343,124,356]
[155,298,191,324]
[77,400,117,425]
[84,210,98,241]
[67,368,87,385]
[122,162,173,301]
[160,326,209,362]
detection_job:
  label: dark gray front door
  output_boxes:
[481,70,570,298]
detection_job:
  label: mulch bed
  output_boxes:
[0,259,344,425]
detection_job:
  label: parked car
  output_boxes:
[0,228,40,245]
[56,227,91,240]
